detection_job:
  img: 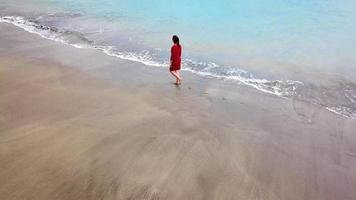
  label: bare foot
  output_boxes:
[178,79,182,85]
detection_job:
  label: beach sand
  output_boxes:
[1,23,356,200]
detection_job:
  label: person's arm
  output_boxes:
[170,46,173,66]
[179,46,182,58]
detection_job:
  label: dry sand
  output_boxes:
[0,23,356,200]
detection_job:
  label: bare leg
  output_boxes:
[170,70,181,84]
[176,70,182,84]
[174,70,182,85]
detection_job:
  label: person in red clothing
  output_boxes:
[170,35,182,85]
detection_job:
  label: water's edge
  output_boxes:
[1,15,355,119]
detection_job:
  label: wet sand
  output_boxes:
[1,23,356,200]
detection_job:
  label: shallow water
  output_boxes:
[0,0,355,118]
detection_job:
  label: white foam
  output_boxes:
[98,46,168,67]
[1,16,62,41]
[0,16,167,68]
[326,107,356,119]
[1,15,303,98]
[2,15,355,119]
[182,60,303,98]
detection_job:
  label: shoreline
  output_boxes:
[1,23,356,200]
[0,15,312,97]
[1,15,355,119]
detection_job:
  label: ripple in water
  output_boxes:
[1,15,355,119]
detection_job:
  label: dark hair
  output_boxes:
[172,35,180,46]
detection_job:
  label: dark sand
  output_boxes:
[1,23,356,200]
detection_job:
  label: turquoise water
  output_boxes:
[1,0,356,118]
[2,0,356,76]
[47,0,356,75]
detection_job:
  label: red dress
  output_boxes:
[170,44,182,71]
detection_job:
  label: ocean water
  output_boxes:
[1,0,356,118]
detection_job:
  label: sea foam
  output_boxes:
[1,15,355,119]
